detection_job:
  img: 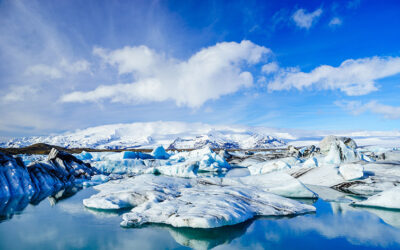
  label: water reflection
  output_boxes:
[0,195,30,221]
[0,185,82,222]
[1,186,400,249]
[146,220,253,250]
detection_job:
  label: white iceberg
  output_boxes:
[121,184,314,228]
[339,163,364,181]
[247,157,300,175]
[353,186,400,210]
[324,140,360,165]
[83,174,315,229]
[168,147,231,172]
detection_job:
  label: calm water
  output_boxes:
[1,187,400,250]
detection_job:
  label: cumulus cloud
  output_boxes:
[61,40,270,108]
[292,8,323,29]
[267,56,400,96]
[336,100,400,119]
[329,17,343,27]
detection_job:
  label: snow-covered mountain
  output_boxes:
[168,130,285,149]
[2,121,400,149]
[0,121,287,149]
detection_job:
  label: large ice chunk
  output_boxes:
[324,140,360,165]
[319,135,357,154]
[84,174,315,229]
[0,152,36,198]
[121,184,315,228]
[353,186,400,210]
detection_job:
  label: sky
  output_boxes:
[1,0,400,137]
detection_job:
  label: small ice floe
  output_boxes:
[92,159,149,175]
[81,174,110,187]
[247,157,300,175]
[151,145,170,159]
[303,157,318,168]
[339,163,364,181]
[353,186,400,210]
[168,147,231,172]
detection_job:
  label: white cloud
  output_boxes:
[25,64,63,79]
[60,59,90,74]
[292,8,323,29]
[267,56,400,96]
[261,62,279,74]
[336,100,400,119]
[3,85,38,102]
[62,40,270,108]
[329,17,343,27]
[25,59,90,79]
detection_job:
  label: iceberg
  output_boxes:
[324,140,360,165]
[151,146,170,159]
[121,184,315,228]
[319,135,357,154]
[0,152,35,198]
[83,174,315,228]
[353,186,400,210]
[247,158,295,175]
[168,147,231,172]
[0,149,98,198]
[92,159,148,175]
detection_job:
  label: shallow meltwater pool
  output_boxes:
[1,187,400,250]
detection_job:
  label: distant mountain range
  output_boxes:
[0,122,286,149]
[2,121,399,149]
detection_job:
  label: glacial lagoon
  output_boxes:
[1,186,400,250]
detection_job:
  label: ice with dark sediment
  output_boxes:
[0,149,98,198]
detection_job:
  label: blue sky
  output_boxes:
[1,0,400,137]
